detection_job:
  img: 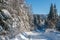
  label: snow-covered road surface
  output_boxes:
[9,31,60,40]
[0,31,60,40]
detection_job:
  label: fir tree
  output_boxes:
[48,4,58,20]
[47,3,58,28]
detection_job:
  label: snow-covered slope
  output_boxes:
[15,31,60,40]
[0,31,59,40]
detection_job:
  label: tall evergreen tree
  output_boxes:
[48,3,58,21]
[48,4,53,20]
[47,3,58,28]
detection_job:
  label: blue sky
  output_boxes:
[26,0,60,15]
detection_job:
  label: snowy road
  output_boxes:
[0,31,60,40]
[10,31,60,40]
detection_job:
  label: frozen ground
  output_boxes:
[9,31,60,40]
[0,30,60,40]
